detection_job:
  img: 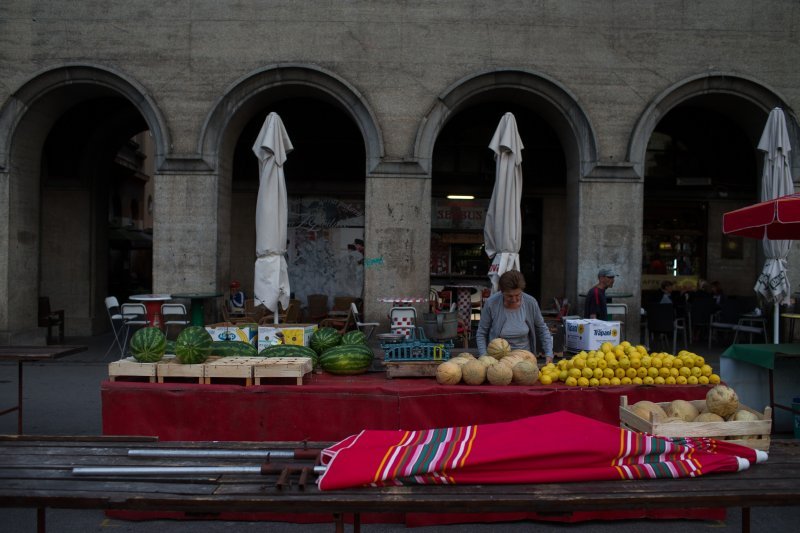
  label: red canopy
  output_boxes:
[722,193,800,240]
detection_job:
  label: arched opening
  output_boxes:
[0,66,166,339]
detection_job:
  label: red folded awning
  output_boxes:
[723,192,800,240]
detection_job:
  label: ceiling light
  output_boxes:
[447,195,474,200]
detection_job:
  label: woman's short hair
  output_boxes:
[498,270,526,292]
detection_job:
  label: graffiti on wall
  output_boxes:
[287,197,364,307]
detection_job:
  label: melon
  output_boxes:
[486,362,513,385]
[175,326,213,364]
[477,355,497,367]
[436,361,462,385]
[129,327,166,363]
[730,409,760,422]
[462,359,487,385]
[666,399,699,422]
[512,360,538,385]
[631,400,668,420]
[694,412,725,422]
[706,385,739,418]
[487,338,511,359]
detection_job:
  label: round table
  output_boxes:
[129,294,173,329]
[171,292,223,326]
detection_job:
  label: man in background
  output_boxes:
[584,267,616,320]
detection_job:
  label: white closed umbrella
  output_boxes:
[754,107,793,343]
[485,112,524,293]
[252,112,293,324]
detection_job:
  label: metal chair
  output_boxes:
[390,306,417,339]
[351,302,379,340]
[120,303,149,357]
[161,303,190,340]
[38,296,64,344]
[104,296,127,358]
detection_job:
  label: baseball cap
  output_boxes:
[598,267,617,278]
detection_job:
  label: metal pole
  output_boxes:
[128,448,318,460]
[73,465,326,476]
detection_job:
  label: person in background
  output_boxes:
[710,280,725,308]
[229,280,246,313]
[657,280,675,304]
[584,267,616,320]
[476,270,554,364]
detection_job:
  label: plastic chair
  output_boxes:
[104,296,127,358]
[120,303,149,357]
[351,302,379,340]
[38,296,64,344]
[645,303,687,354]
[390,306,417,339]
[161,303,190,340]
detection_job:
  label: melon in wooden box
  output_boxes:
[619,395,772,451]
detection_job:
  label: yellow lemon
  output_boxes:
[620,341,631,348]
[659,367,671,378]
[672,358,684,369]
[596,358,608,369]
[629,357,642,369]
[589,377,600,387]
[586,357,598,369]
[626,367,637,379]
[577,376,590,387]
[618,357,631,370]
[599,377,611,386]
[582,367,594,379]
[620,376,632,385]
[593,368,604,380]
[709,374,721,384]
[558,370,568,381]
[603,368,615,379]
[694,355,705,366]
[700,364,713,376]
[679,366,692,377]
[651,357,663,368]
[654,376,666,385]
[637,366,648,378]
[642,376,654,385]
[665,376,676,385]
[662,356,674,368]
[573,358,586,370]
[690,366,702,377]
[647,367,659,378]
[687,375,699,385]
[600,341,614,353]
[607,358,619,370]
[540,374,553,385]
[698,375,709,385]
[632,376,643,385]
[636,345,648,355]
[676,375,688,385]
[610,377,621,386]
[615,368,626,379]
[641,356,652,367]
[565,376,578,387]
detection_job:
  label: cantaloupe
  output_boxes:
[694,412,725,422]
[487,338,511,359]
[477,355,497,367]
[486,362,513,385]
[706,385,739,418]
[512,361,538,385]
[631,400,668,420]
[436,361,462,385]
[666,399,699,422]
[462,359,487,385]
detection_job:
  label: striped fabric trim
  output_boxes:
[372,424,478,486]
[614,429,701,480]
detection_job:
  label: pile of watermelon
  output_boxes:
[312,328,374,375]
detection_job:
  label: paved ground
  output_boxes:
[1,333,798,532]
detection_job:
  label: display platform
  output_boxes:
[102,373,712,442]
[101,374,722,525]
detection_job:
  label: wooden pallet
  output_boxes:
[204,356,263,385]
[383,360,441,379]
[253,357,313,385]
[156,356,220,384]
[108,357,160,382]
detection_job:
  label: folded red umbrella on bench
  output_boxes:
[317,410,766,491]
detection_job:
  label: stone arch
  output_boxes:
[414,68,598,179]
[199,63,384,174]
[0,64,170,171]
[628,72,799,178]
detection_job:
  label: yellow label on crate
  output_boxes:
[281,328,305,346]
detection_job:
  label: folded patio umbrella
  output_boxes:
[317,411,765,490]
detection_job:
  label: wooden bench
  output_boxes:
[1,436,799,532]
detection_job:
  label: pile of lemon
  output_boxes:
[538,341,721,387]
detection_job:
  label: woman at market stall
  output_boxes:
[476,270,554,364]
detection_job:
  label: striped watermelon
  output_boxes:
[319,344,374,375]
[259,344,318,367]
[130,327,166,363]
[210,340,257,357]
[175,326,213,364]
[310,327,342,355]
[341,330,367,345]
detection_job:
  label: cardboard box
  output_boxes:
[258,323,318,352]
[564,318,620,351]
[205,323,257,345]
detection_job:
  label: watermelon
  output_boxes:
[310,327,342,355]
[130,327,166,363]
[341,330,367,345]
[210,340,257,357]
[175,326,213,364]
[259,343,318,365]
[319,344,374,375]
[165,339,176,355]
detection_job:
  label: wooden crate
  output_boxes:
[619,395,772,451]
[253,357,313,385]
[156,356,220,384]
[204,356,261,386]
[108,357,160,382]
[383,361,440,379]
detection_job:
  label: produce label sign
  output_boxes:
[205,324,257,345]
[258,324,318,351]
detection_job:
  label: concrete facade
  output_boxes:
[1,1,799,344]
